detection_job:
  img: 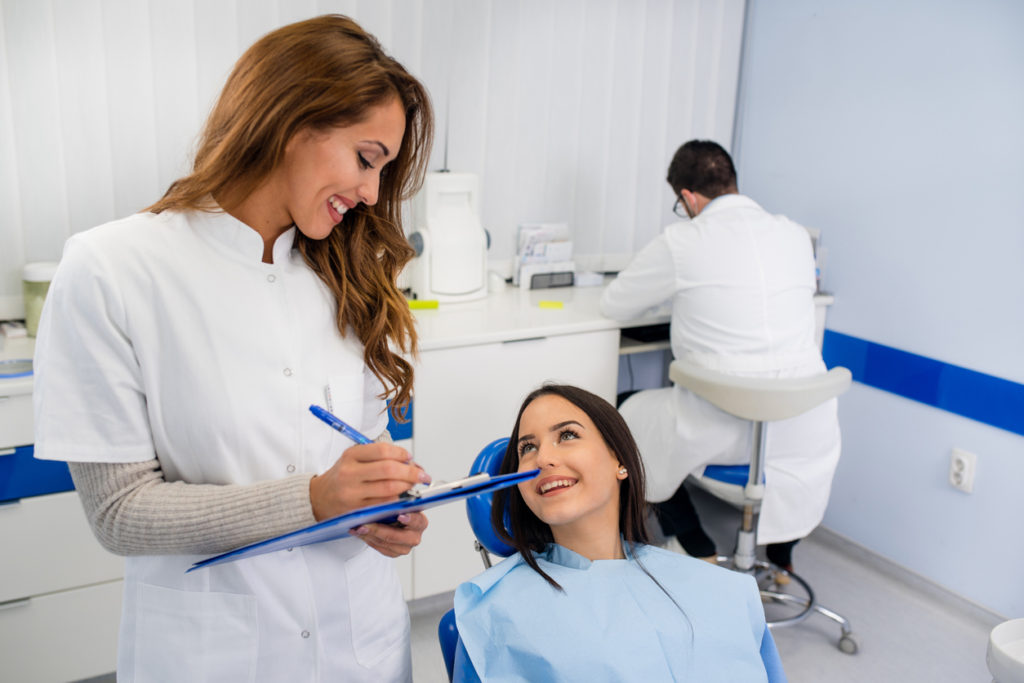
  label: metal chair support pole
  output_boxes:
[742,421,763,533]
[747,420,768,497]
[474,540,492,569]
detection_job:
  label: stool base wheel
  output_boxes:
[712,557,858,655]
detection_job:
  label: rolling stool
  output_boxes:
[669,358,858,654]
[988,618,1024,683]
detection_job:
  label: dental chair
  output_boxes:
[438,438,513,682]
[670,358,858,654]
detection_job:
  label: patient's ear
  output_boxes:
[616,465,628,480]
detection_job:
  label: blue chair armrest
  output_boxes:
[439,607,482,682]
[438,608,458,681]
[453,635,482,682]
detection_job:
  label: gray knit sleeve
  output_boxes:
[68,459,318,556]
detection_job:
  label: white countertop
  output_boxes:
[412,283,834,352]
[411,284,670,351]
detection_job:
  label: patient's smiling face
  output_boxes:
[515,395,626,544]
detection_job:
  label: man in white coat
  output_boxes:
[600,140,840,571]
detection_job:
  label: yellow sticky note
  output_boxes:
[538,300,564,310]
[408,299,439,309]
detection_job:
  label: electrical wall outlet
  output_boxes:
[949,448,977,493]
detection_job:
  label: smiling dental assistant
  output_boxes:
[31,15,433,682]
[453,385,786,682]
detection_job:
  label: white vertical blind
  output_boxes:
[0,0,743,317]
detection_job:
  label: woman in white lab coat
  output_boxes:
[600,140,840,569]
[33,15,433,682]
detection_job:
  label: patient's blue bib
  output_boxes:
[454,543,785,682]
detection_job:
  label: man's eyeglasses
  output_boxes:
[673,197,689,219]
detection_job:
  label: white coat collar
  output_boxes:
[191,206,298,265]
[699,193,762,218]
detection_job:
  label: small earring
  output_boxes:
[618,467,628,476]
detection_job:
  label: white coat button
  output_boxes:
[267,274,276,283]
[301,630,310,639]
[286,464,296,473]
[283,368,292,377]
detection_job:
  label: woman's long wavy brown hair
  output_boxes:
[146,15,433,416]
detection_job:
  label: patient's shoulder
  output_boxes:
[455,553,529,603]
[639,545,758,589]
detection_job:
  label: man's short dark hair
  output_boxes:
[666,139,738,199]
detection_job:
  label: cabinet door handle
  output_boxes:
[502,336,547,345]
[0,597,32,611]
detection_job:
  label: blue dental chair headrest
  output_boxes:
[465,437,515,558]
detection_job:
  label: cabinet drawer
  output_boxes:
[0,491,124,603]
[0,384,33,449]
[0,579,121,683]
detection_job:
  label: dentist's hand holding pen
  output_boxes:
[308,405,432,558]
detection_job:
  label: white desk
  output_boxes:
[399,285,832,598]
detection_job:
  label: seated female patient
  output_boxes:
[454,384,786,682]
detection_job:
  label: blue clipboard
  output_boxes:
[188,468,539,572]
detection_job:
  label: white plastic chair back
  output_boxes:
[669,359,852,422]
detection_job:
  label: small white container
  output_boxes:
[22,261,59,337]
[989,618,1024,683]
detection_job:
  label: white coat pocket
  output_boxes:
[345,551,410,668]
[134,583,258,683]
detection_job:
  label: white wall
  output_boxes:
[734,0,1024,617]
[0,0,744,318]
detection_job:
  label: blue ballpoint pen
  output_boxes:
[309,405,372,445]
[309,404,433,505]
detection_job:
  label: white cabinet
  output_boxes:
[0,578,122,683]
[408,328,619,598]
[0,336,123,681]
[0,491,124,604]
[0,474,124,683]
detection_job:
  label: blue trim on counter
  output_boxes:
[0,445,75,503]
[822,330,1024,437]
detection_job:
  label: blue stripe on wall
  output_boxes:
[822,330,1024,437]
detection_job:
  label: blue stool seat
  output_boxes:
[693,465,765,509]
[702,464,759,488]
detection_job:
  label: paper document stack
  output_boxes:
[514,223,575,289]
